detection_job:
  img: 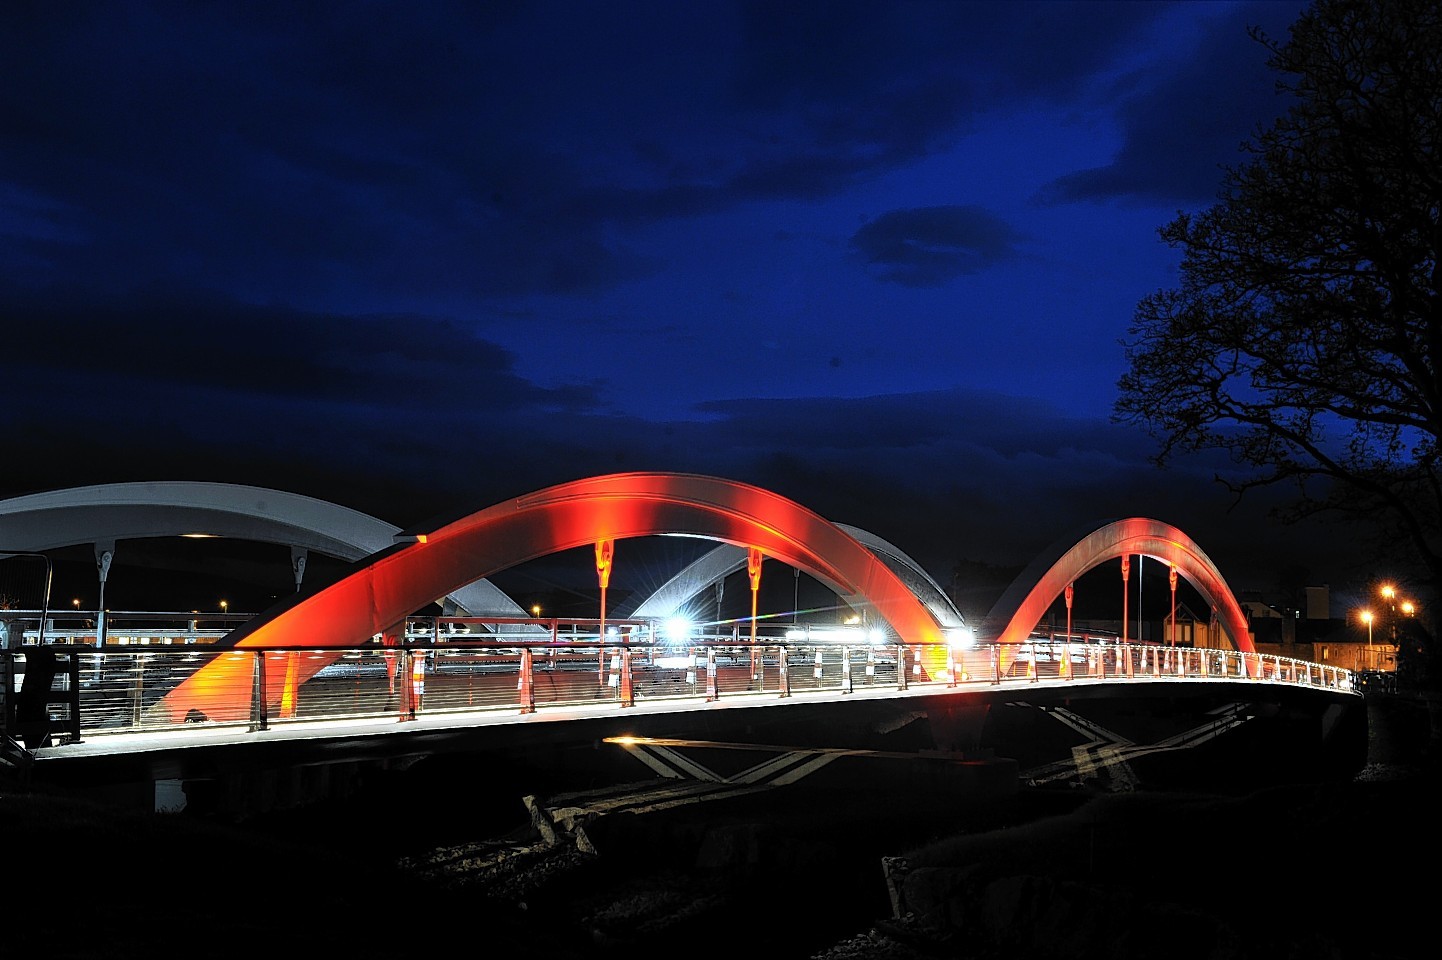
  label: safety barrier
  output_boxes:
[1,635,1354,746]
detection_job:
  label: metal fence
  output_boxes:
[0,610,1356,748]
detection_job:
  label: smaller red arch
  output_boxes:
[985,518,1254,653]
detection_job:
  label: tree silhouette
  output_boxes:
[1116,0,1442,657]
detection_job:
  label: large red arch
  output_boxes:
[159,472,948,720]
[985,517,1254,652]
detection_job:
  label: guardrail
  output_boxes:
[2,632,1354,748]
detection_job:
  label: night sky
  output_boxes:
[4,2,1368,614]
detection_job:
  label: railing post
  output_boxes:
[778,646,790,698]
[842,645,853,693]
[518,647,535,714]
[400,648,415,721]
[947,644,957,688]
[992,643,1001,685]
[620,648,634,707]
[705,647,718,701]
[896,644,907,691]
[251,650,268,732]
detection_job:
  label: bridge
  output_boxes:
[1,472,1366,814]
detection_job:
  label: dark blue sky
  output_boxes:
[5,1,1367,603]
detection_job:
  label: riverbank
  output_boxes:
[3,691,1435,959]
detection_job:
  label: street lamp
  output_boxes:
[531,604,541,619]
[220,599,228,617]
[1361,609,1374,646]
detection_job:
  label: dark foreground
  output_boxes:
[3,692,1436,959]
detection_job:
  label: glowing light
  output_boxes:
[662,617,693,643]
[946,626,976,649]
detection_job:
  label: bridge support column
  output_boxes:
[94,541,113,649]
[896,644,907,691]
[778,646,790,698]
[595,538,613,644]
[705,648,718,701]
[747,547,763,680]
[1120,556,1130,644]
[842,645,853,693]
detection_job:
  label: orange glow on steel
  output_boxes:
[157,473,948,720]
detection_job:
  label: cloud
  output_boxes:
[1039,1,1306,205]
[848,205,1025,286]
[0,1,1202,307]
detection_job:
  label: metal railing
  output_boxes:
[0,612,1355,747]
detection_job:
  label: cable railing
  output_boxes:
[0,610,1355,749]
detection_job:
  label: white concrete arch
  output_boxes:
[0,481,525,618]
[618,523,966,630]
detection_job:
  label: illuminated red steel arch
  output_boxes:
[160,472,948,720]
[986,517,1254,652]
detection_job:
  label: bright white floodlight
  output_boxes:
[946,626,976,649]
[662,617,693,644]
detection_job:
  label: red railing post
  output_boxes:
[518,647,535,714]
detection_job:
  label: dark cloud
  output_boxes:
[1039,1,1307,205]
[3,290,599,414]
[848,205,1024,286]
[0,0,1223,308]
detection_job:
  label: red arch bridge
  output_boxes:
[0,473,1366,812]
